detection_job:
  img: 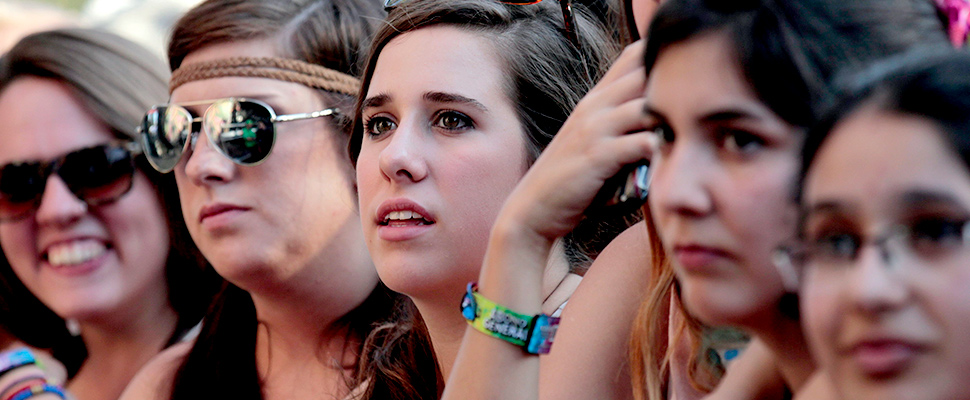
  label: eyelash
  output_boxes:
[363,115,397,138]
[363,110,475,139]
[716,127,767,156]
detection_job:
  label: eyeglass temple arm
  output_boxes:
[273,108,339,123]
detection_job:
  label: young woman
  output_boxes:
[0,28,216,400]
[119,1,439,399]
[796,50,970,400]
[443,0,952,399]
[350,0,616,381]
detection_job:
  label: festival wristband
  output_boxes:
[0,350,36,378]
[460,282,560,354]
[6,384,65,400]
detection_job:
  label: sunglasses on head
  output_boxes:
[383,0,579,47]
[139,97,339,173]
[0,142,141,222]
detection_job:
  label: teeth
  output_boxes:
[386,210,426,221]
[47,240,107,267]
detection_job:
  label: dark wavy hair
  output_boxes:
[629,0,950,398]
[0,28,218,377]
[165,1,441,399]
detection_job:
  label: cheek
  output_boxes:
[726,160,799,255]
[801,271,841,365]
[0,222,35,281]
[107,177,170,269]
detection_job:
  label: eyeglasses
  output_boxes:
[139,98,339,173]
[382,0,579,47]
[0,143,141,221]
[776,217,970,274]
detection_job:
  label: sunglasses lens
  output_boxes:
[205,99,275,165]
[0,163,45,220]
[141,105,191,173]
[59,145,135,206]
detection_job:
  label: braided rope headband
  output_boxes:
[169,56,360,96]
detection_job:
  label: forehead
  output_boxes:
[644,32,765,120]
[0,76,115,163]
[805,108,970,213]
[170,38,317,107]
[367,25,509,104]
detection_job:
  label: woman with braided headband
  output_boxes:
[120,1,439,399]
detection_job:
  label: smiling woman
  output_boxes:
[0,28,217,400]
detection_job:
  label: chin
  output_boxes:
[679,279,776,328]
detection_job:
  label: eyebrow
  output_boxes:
[361,93,391,112]
[642,104,764,125]
[423,91,489,113]
[900,189,964,209]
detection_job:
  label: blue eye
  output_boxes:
[364,116,396,138]
[433,111,473,131]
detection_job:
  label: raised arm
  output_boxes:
[443,40,652,400]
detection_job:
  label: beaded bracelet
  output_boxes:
[0,349,36,378]
[460,282,560,354]
[6,384,65,400]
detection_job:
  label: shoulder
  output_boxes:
[118,341,194,400]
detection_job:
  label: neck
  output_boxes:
[749,312,816,392]
[68,294,177,400]
[250,279,374,399]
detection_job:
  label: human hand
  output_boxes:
[499,40,654,242]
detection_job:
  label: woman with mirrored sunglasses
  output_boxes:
[120,1,440,400]
[792,50,970,400]
[0,28,218,400]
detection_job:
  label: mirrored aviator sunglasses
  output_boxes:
[0,143,140,221]
[139,97,338,173]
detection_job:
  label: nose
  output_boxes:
[377,122,428,184]
[847,244,909,315]
[35,175,86,227]
[182,131,236,186]
[649,139,714,218]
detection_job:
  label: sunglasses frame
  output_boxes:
[139,97,338,173]
[0,142,142,222]
[382,0,579,47]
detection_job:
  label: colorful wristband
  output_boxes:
[0,350,36,378]
[460,282,560,354]
[7,384,65,400]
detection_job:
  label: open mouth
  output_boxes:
[380,210,434,227]
[43,239,110,268]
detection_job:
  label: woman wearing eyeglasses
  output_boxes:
[0,28,217,400]
[794,50,970,400]
[120,1,440,400]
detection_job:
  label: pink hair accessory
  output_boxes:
[938,0,970,48]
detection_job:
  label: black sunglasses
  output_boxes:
[383,0,579,47]
[0,143,141,221]
[139,97,339,173]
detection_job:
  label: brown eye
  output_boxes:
[433,111,472,131]
[365,116,397,138]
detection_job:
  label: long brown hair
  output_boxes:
[165,1,440,399]
[0,27,217,378]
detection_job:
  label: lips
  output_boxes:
[672,244,734,271]
[198,203,250,223]
[846,339,926,378]
[374,199,436,241]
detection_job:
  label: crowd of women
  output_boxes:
[0,0,967,399]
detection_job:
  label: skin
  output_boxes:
[801,107,970,400]
[122,37,376,399]
[0,77,175,400]
[644,32,814,390]
[356,26,537,376]
[630,0,661,37]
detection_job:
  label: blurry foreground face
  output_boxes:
[0,77,170,321]
[356,26,528,301]
[801,107,970,400]
[645,32,802,328]
[170,39,375,296]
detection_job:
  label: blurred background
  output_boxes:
[1,0,203,57]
